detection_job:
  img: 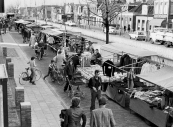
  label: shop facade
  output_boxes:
[149,0,173,31]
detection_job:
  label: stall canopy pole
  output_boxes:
[103,61,128,73]
[119,60,144,69]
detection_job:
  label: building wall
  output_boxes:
[116,12,135,31]
[136,16,153,31]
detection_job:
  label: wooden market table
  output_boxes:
[130,98,169,127]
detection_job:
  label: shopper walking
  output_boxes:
[90,96,116,127]
[88,70,102,111]
[64,97,86,127]
[43,60,56,82]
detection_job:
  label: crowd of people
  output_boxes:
[12,19,117,127]
[0,17,13,34]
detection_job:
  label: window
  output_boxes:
[142,20,145,31]
[138,20,140,30]
[150,25,151,30]
[130,18,131,21]
[160,2,163,14]
[155,2,158,14]
[164,2,168,14]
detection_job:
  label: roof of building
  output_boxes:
[128,3,143,12]
[129,3,153,15]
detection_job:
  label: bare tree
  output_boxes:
[6,1,20,13]
[80,0,126,44]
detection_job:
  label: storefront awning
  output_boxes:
[137,66,173,92]
[101,43,157,58]
[149,19,165,26]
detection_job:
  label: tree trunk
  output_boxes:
[106,12,109,44]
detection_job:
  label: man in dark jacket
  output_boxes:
[88,70,102,111]
[64,97,86,127]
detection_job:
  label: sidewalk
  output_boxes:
[1,33,66,127]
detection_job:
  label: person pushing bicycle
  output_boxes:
[43,60,56,82]
[27,56,36,85]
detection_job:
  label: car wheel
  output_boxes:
[130,36,131,39]
[135,37,137,41]
[164,41,170,47]
[150,39,154,44]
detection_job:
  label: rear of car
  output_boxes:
[137,32,146,40]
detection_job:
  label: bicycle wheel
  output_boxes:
[19,72,29,85]
[35,69,42,81]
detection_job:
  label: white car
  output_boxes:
[104,26,115,33]
[68,22,76,26]
[129,31,146,41]
[65,21,76,26]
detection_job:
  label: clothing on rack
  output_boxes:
[134,58,144,74]
[119,54,132,71]
[102,60,115,77]
[140,62,157,86]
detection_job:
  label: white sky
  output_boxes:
[5,0,87,8]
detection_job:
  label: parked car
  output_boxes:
[57,20,63,24]
[65,21,71,25]
[104,26,116,34]
[129,31,146,41]
[65,21,76,26]
[40,25,57,30]
[69,22,76,26]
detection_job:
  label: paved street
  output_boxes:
[38,20,173,60]
[0,28,159,127]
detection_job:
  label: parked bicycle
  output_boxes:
[19,67,42,85]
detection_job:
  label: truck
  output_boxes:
[149,28,168,45]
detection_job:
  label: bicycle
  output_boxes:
[19,67,42,85]
[53,66,66,84]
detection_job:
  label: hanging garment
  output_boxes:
[119,54,132,71]
[140,63,157,86]
[134,58,144,74]
[102,60,115,77]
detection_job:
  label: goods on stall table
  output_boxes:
[78,65,126,82]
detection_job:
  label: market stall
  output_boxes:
[99,43,158,107]
[129,66,173,127]
[26,24,42,33]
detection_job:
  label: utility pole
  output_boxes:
[167,0,170,29]
[104,0,109,44]
[87,6,90,28]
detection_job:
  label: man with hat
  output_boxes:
[90,96,116,127]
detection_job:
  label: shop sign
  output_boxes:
[154,14,167,18]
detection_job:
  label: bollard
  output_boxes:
[5,57,11,71]
[2,47,7,57]
[20,102,31,127]
[15,87,24,109]
[7,62,14,78]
